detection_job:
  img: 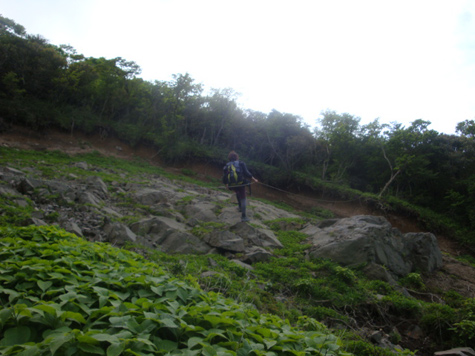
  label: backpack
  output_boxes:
[224,161,244,187]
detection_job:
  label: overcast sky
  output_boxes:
[2,0,475,134]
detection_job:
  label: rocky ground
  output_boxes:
[1,126,472,277]
[1,126,475,355]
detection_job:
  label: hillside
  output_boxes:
[0,125,465,255]
[1,126,475,355]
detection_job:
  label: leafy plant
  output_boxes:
[0,225,352,355]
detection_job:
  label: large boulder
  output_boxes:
[203,230,245,252]
[303,215,442,277]
[230,222,283,249]
[130,216,212,254]
[103,221,137,246]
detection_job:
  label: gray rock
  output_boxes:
[130,216,187,236]
[362,263,398,286]
[133,188,167,205]
[5,167,25,175]
[203,231,245,252]
[242,246,272,264]
[75,162,89,170]
[17,177,41,194]
[130,216,212,254]
[103,221,137,245]
[304,215,442,277]
[434,348,475,356]
[62,221,84,237]
[230,259,254,270]
[25,217,48,226]
[86,176,109,197]
[102,206,122,218]
[78,191,102,207]
[158,231,212,254]
[230,223,283,249]
[184,202,218,222]
[401,232,442,275]
[0,186,21,196]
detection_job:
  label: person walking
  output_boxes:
[223,151,258,222]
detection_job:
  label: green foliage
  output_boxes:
[181,168,197,177]
[265,217,307,231]
[344,340,415,356]
[0,193,33,226]
[420,304,458,343]
[399,273,425,291]
[273,231,311,257]
[0,225,351,355]
[381,293,423,318]
[191,221,227,238]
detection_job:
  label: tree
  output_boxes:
[315,110,361,181]
[456,119,475,138]
[0,15,26,36]
[382,120,439,200]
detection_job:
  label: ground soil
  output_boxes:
[1,126,474,302]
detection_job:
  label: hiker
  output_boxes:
[223,151,258,222]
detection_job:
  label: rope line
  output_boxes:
[255,182,361,204]
[219,181,362,204]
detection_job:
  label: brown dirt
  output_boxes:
[1,126,474,299]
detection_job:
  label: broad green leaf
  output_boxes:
[1,288,20,303]
[110,315,132,328]
[0,308,13,326]
[114,330,134,339]
[203,345,218,356]
[0,326,31,346]
[188,336,204,349]
[78,343,105,355]
[204,330,228,343]
[114,290,131,301]
[107,341,125,356]
[236,340,253,356]
[264,340,278,350]
[161,317,178,329]
[37,280,53,292]
[91,333,119,344]
[153,338,177,352]
[16,344,41,356]
[150,285,164,296]
[166,290,178,300]
[61,311,87,324]
[33,303,57,315]
[176,288,189,302]
[48,332,74,356]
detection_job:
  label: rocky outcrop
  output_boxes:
[302,215,443,277]
[0,164,443,275]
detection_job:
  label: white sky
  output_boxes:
[2,0,475,134]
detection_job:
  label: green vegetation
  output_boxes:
[0,225,352,355]
[1,139,475,354]
[2,14,475,353]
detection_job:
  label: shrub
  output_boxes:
[421,304,458,344]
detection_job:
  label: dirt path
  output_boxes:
[1,126,474,297]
